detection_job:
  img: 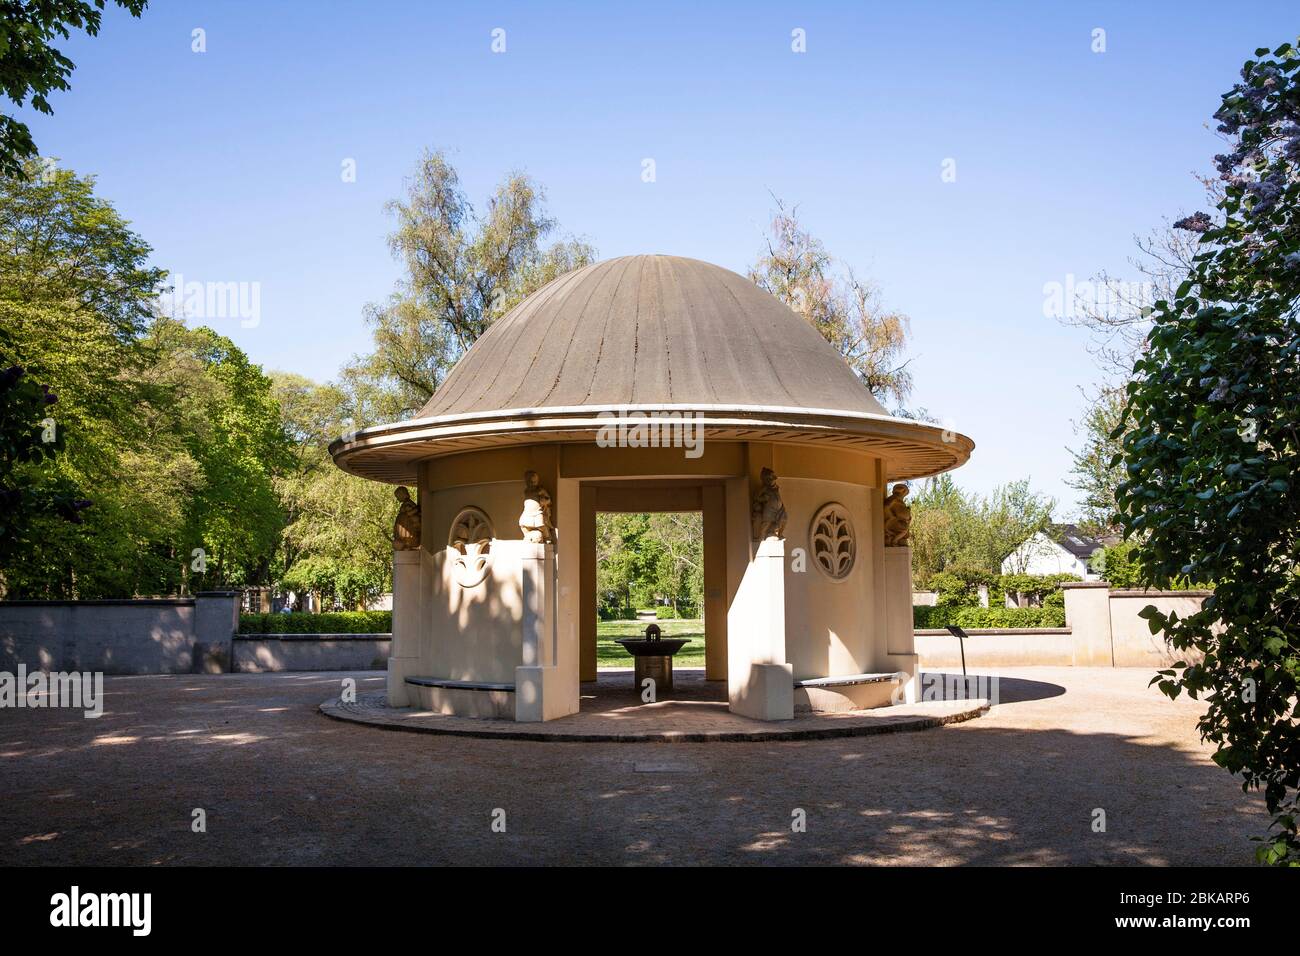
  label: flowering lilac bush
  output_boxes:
[1116,42,1300,865]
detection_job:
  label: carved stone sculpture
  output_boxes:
[519,470,553,544]
[751,467,788,541]
[883,483,912,547]
[449,507,494,587]
[392,486,422,550]
[810,502,856,579]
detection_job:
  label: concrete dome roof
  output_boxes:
[331,255,973,483]
[419,255,889,418]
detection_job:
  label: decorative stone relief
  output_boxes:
[810,503,855,580]
[519,470,553,544]
[883,483,912,547]
[392,486,421,551]
[751,467,788,541]
[448,507,494,587]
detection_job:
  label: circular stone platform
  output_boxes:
[320,669,988,743]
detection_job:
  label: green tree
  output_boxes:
[909,475,1055,585]
[271,371,392,609]
[1067,385,1126,536]
[595,512,703,614]
[0,351,88,565]
[750,198,913,407]
[0,1,148,178]
[350,149,596,420]
[1115,41,1300,864]
[0,161,287,596]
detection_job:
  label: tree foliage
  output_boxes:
[750,199,913,407]
[348,149,596,421]
[1115,41,1300,865]
[1066,385,1127,536]
[0,161,287,596]
[0,0,148,178]
[909,474,1056,586]
[271,372,392,609]
[596,512,702,614]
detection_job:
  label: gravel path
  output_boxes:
[0,667,1267,865]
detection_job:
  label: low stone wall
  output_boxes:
[0,593,238,674]
[233,634,392,673]
[1063,584,1211,667]
[915,586,1212,669]
[916,628,1074,668]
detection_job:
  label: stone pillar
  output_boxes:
[727,536,794,721]
[516,541,574,722]
[882,547,919,703]
[1062,582,1113,666]
[702,485,728,681]
[386,549,422,707]
[519,542,552,668]
[193,591,238,673]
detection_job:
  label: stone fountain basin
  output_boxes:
[615,638,690,657]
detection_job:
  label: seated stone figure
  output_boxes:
[518,470,553,544]
[751,467,788,541]
[392,486,421,550]
[883,483,911,547]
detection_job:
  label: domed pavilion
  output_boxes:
[331,255,973,722]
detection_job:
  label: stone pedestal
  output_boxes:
[728,536,794,721]
[883,546,919,703]
[634,654,674,693]
[515,542,576,722]
[386,549,422,707]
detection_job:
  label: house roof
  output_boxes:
[1046,524,1106,560]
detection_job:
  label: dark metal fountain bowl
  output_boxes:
[615,638,691,657]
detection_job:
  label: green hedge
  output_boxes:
[597,607,639,621]
[238,611,392,634]
[913,605,1066,629]
[650,605,698,620]
[596,606,701,621]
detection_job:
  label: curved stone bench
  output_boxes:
[794,672,900,713]
[405,676,515,719]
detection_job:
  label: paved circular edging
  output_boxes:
[319,692,990,743]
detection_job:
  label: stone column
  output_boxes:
[1062,582,1114,666]
[386,549,422,707]
[727,536,794,721]
[882,547,919,703]
[193,591,238,674]
[516,541,573,722]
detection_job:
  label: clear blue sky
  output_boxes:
[20,1,1298,513]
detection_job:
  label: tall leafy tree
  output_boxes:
[0,0,148,178]
[1066,386,1126,536]
[271,371,392,609]
[909,474,1055,585]
[0,161,287,596]
[750,199,914,407]
[1115,41,1300,864]
[350,149,596,420]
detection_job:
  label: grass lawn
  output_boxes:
[596,619,705,668]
